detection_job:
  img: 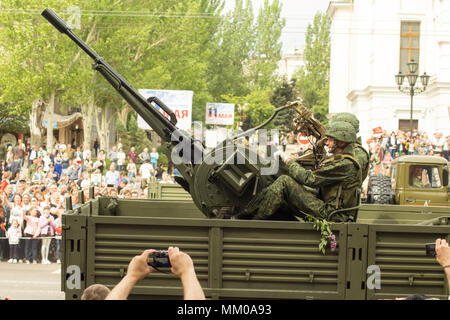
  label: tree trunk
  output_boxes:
[119,103,132,128]
[95,105,115,152]
[46,91,56,151]
[30,98,45,147]
[81,93,95,151]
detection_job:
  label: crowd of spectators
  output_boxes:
[365,129,449,176]
[0,137,179,264]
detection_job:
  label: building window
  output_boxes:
[399,21,420,74]
[399,119,418,132]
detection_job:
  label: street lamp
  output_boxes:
[395,59,430,135]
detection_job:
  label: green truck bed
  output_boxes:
[62,197,450,300]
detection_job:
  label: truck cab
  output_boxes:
[390,155,449,206]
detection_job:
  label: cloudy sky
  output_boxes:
[224,0,331,54]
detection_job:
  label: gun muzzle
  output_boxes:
[41,8,71,34]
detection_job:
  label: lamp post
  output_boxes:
[395,59,430,135]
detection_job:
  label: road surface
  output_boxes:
[0,261,65,300]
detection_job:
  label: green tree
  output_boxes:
[247,0,285,90]
[222,89,274,131]
[270,78,298,135]
[294,12,331,123]
[0,0,86,149]
[207,0,255,100]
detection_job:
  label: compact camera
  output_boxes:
[148,250,171,268]
[425,243,436,257]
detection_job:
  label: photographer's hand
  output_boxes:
[435,238,450,267]
[435,238,450,293]
[168,246,205,300]
[106,249,155,300]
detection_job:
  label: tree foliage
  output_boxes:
[222,89,274,131]
[294,12,331,124]
[270,78,298,135]
[0,0,287,149]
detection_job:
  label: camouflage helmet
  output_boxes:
[325,121,357,143]
[330,112,360,134]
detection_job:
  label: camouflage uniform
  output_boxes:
[354,141,370,181]
[330,113,370,181]
[247,122,362,222]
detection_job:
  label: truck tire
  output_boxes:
[367,174,394,204]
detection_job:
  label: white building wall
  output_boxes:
[276,47,305,80]
[328,0,450,147]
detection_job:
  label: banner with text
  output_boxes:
[137,89,193,131]
[205,103,235,126]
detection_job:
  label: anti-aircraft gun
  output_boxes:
[41,9,324,220]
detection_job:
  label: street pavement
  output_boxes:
[0,260,65,300]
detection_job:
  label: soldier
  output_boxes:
[329,112,370,182]
[244,121,362,222]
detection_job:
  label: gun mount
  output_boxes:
[42,9,316,220]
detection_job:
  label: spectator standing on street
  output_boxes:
[155,163,165,180]
[13,139,25,168]
[127,158,137,183]
[10,155,21,180]
[117,147,126,172]
[6,219,21,263]
[97,150,106,174]
[54,208,63,264]
[23,207,40,264]
[74,147,83,163]
[105,163,120,189]
[108,146,118,167]
[28,145,38,167]
[128,147,137,165]
[93,139,100,157]
[54,154,62,180]
[443,136,449,161]
[6,146,14,166]
[39,206,55,264]
[139,159,153,182]
[0,206,8,261]
[139,148,150,165]
[66,144,75,160]
[150,148,159,169]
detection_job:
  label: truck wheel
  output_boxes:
[367,174,394,204]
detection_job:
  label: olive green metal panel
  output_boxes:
[357,204,450,225]
[344,224,368,299]
[366,224,450,300]
[86,216,210,299]
[83,213,348,300]
[160,184,192,201]
[62,212,87,300]
[97,198,204,218]
[217,221,347,299]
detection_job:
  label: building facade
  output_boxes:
[276,46,305,80]
[328,0,450,145]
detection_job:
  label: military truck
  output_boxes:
[61,193,450,300]
[366,155,449,206]
[42,9,450,300]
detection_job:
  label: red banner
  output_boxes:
[372,127,382,135]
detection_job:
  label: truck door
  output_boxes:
[406,165,448,206]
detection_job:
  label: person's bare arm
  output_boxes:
[435,238,450,291]
[106,249,155,300]
[168,246,205,300]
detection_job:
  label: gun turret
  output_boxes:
[42,9,297,220]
